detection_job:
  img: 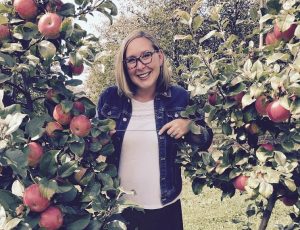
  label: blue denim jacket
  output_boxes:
[97,85,212,205]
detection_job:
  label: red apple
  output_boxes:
[233,175,248,191]
[46,0,63,12]
[70,115,91,137]
[208,92,217,106]
[233,92,245,103]
[280,196,298,206]
[245,122,261,135]
[23,184,50,212]
[265,32,280,46]
[39,206,63,230]
[73,101,85,114]
[266,100,290,123]
[0,24,10,40]
[45,121,63,137]
[14,0,38,20]
[45,88,58,101]
[53,104,72,125]
[274,23,297,41]
[261,143,274,151]
[27,142,43,167]
[69,62,84,75]
[255,95,269,116]
[38,13,62,39]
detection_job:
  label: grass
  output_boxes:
[181,177,293,230]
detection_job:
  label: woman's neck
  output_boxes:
[133,88,155,102]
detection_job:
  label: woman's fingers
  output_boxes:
[159,119,191,138]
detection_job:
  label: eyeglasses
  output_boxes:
[124,50,159,70]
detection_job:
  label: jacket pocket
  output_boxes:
[100,104,121,119]
[165,108,184,122]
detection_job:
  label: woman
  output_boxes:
[97,30,213,230]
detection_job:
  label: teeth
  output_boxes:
[137,72,150,78]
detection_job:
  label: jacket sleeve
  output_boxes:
[96,88,109,120]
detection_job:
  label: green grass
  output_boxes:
[181,178,292,230]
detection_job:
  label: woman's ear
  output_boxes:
[158,50,164,66]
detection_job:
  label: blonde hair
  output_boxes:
[115,30,172,98]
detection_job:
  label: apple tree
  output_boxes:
[0,0,129,229]
[175,0,300,229]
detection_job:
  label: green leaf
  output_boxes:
[25,116,47,140]
[266,53,289,65]
[104,220,127,230]
[66,214,91,230]
[0,190,22,213]
[38,41,56,60]
[39,179,58,200]
[4,218,22,230]
[39,150,59,178]
[0,52,16,67]
[66,79,83,86]
[241,94,255,108]
[199,30,222,44]
[98,0,118,16]
[0,15,8,24]
[59,3,76,16]
[174,9,190,25]
[284,178,297,192]
[256,147,273,163]
[173,34,193,41]
[0,73,10,84]
[4,149,27,178]
[13,22,38,40]
[290,98,300,114]
[69,141,85,157]
[100,143,114,156]
[192,177,205,195]
[274,151,286,166]
[192,15,203,31]
[222,123,232,135]
[58,161,78,178]
[97,173,114,190]
[277,14,295,31]
[258,181,273,198]
[61,17,74,38]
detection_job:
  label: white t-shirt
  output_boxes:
[118,98,163,209]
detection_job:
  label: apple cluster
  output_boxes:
[0,0,84,75]
[23,184,63,230]
[45,88,91,138]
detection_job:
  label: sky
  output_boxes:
[65,0,121,82]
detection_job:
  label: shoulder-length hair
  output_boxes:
[115,30,172,98]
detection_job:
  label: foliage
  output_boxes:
[176,0,300,229]
[0,0,129,229]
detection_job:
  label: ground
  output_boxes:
[181,178,292,230]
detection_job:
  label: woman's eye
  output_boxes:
[142,52,152,59]
[126,58,136,64]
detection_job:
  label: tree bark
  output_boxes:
[258,192,277,230]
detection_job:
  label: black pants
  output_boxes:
[121,199,184,230]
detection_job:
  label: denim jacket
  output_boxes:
[97,85,213,205]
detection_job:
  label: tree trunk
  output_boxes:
[258,192,277,230]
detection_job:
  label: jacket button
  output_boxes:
[107,111,112,115]
[123,117,127,122]
[174,113,179,118]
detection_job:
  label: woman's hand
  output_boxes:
[158,119,191,139]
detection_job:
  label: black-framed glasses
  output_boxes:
[124,50,159,70]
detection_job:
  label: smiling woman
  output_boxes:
[96,30,213,230]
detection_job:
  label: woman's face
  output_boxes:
[125,37,163,94]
